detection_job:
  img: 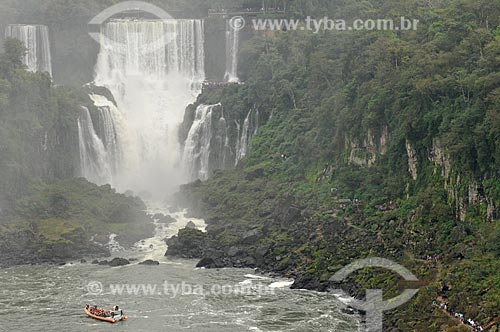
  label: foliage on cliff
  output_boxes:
[175,0,500,330]
[0,39,82,206]
[0,178,154,266]
[0,40,154,265]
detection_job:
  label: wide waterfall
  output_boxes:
[183,104,259,181]
[80,19,205,194]
[224,20,240,83]
[5,24,52,76]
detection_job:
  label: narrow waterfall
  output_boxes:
[224,20,240,83]
[183,104,217,181]
[89,94,123,175]
[182,105,260,181]
[236,109,259,163]
[79,19,205,194]
[5,24,52,76]
[77,107,113,184]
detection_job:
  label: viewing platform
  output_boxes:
[202,81,245,89]
[208,8,286,17]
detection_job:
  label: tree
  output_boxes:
[0,38,26,79]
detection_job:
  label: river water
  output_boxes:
[0,204,360,332]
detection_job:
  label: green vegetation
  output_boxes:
[0,178,153,265]
[0,39,153,264]
[0,39,81,205]
[178,0,500,330]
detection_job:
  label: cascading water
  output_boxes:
[182,104,259,181]
[5,24,52,76]
[77,106,113,185]
[235,109,260,164]
[89,94,123,174]
[80,19,205,195]
[182,104,220,181]
[235,109,252,163]
[224,20,240,83]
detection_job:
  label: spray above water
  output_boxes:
[79,19,205,196]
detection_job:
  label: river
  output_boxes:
[0,204,360,332]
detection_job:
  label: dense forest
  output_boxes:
[171,0,500,331]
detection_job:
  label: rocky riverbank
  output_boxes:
[0,178,154,268]
[165,171,500,331]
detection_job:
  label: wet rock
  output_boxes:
[165,228,207,258]
[108,258,130,267]
[91,260,99,265]
[242,229,260,244]
[98,260,109,266]
[255,244,271,257]
[228,247,243,257]
[196,257,216,268]
[139,260,160,266]
[157,214,176,224]
[186,221,197,229]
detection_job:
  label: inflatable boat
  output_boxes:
[84,306,128,323]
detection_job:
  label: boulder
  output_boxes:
[196,257,216,268]
[185,221,197,229]
[242,229,260,244]
[153,213,165,220]
[165,228,207,258]
[108,257,130,267]
[158,214,176,224]
[255,244,271,257]
[98,260,109,266]
[139,259,160,266]
[91,259,99,265]
[228,247,244,257]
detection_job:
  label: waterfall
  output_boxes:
[79,19,205,194]
[77,107,113,185]
[182,104,216,181]
[182,104,261,180]
[5,24,52,76]
[224,20,240,83]
[236,109,253,163]
[88,94,123,174]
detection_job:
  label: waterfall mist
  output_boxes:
[80,19,205,197]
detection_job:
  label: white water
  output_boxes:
[80,19,205,195]
[183,104,260,181]
[182,104,217,181]
[224,20,240,83]
[236,109,253,163]
[77,106,113,184]
[90,94,124,174]
[5,24,52,76]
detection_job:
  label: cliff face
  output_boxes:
[345,130,499,222]
[346,126,390,167]
[168,1,500,330]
